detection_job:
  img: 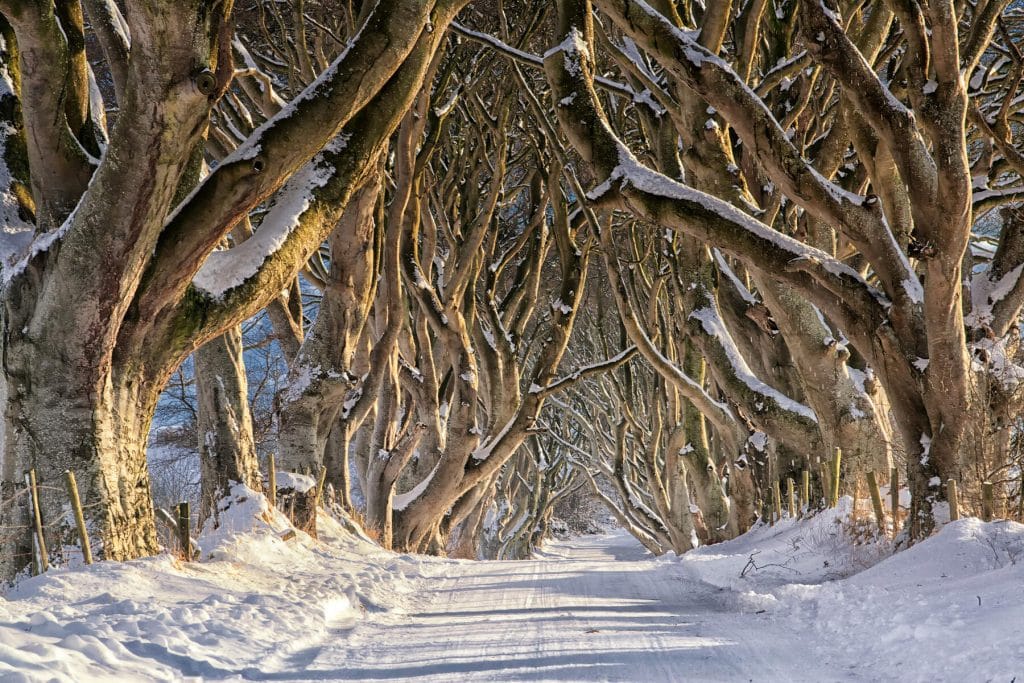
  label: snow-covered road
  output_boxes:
[2,494,1023,682]
[329,530,789,681]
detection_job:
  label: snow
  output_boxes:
[690,301,817,423]
[550,297,573,315]
[0,55,34,269]
[748,431,768,452]
[470,414,518,462]
[680,507,1024,682]
[281,362,318,403]
[585,140,887,308]
[391,462,438,511]
[454,23,662,116]
[967,263,1024,327]
[432,86,460,118]
[275,472,316,494]
[192,135,349,298]
[0,106,106,283]
[199,483,292,552]
[544,29,589,77]
[971,336,1024,387]
[2,493,1023,681]
[969,67,987,91]
[714,248,757,304]
[901,276,925,304]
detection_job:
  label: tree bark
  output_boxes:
[195,326,262,527]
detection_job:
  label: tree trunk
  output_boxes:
[322,419,353,511]
[0,347,159,579]
[195,325,261,527]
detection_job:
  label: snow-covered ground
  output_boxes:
[2,492,1022,682]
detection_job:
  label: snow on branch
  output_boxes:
[689,295,817,424]
[531,345,638,397]
[451,22,664,116]
[596,138,888,312]
[797,0,936,201]
[543,22,889,329]
[598,0,926,309]
[392,462,440,512]
[973,186,1024,216]
[192,135,349,298]
[152,0,440,305]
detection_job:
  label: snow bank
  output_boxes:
[0,492,408,682]
[680,497,889,591]
[679,501,1024,682]
[197,482,295,560]
[776,518,1024,682]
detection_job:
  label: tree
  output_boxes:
[0,0,468,582]
[539,0,1024,538]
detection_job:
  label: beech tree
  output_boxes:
[0,0,468,581]
[538,0,1024,538]
[262,7,631,553]
[472,438,581,560]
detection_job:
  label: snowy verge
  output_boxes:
[0,488,413,682]
[678,497,892,591]
[676,498,1024,682]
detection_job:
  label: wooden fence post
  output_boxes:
[982,481,995,522]
[268,454,277,509]
[770,481,778,528]
[890,466,899,538]
[821,468,831,510]
[947,479,960,522]
[315,466,328,510]
[866,471,885,531]
[829,448,842,507]
[25,469,48,574]
[1018,477,1023,522]
[787,477,796,518]
[178,501,191,561]
[64,470,93,565]
[801,470,810,515]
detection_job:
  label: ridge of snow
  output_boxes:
[689,299,817,423]
[192,135,348,298]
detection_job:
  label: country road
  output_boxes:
[312,530,798,682]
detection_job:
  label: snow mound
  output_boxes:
[275,471,317,493]
[850,516,1024,585]
[681,496,890,591]
[198,483,299,560]
[678,504,1024,682]
[0,496,413,682]
[779,518,1024,682]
